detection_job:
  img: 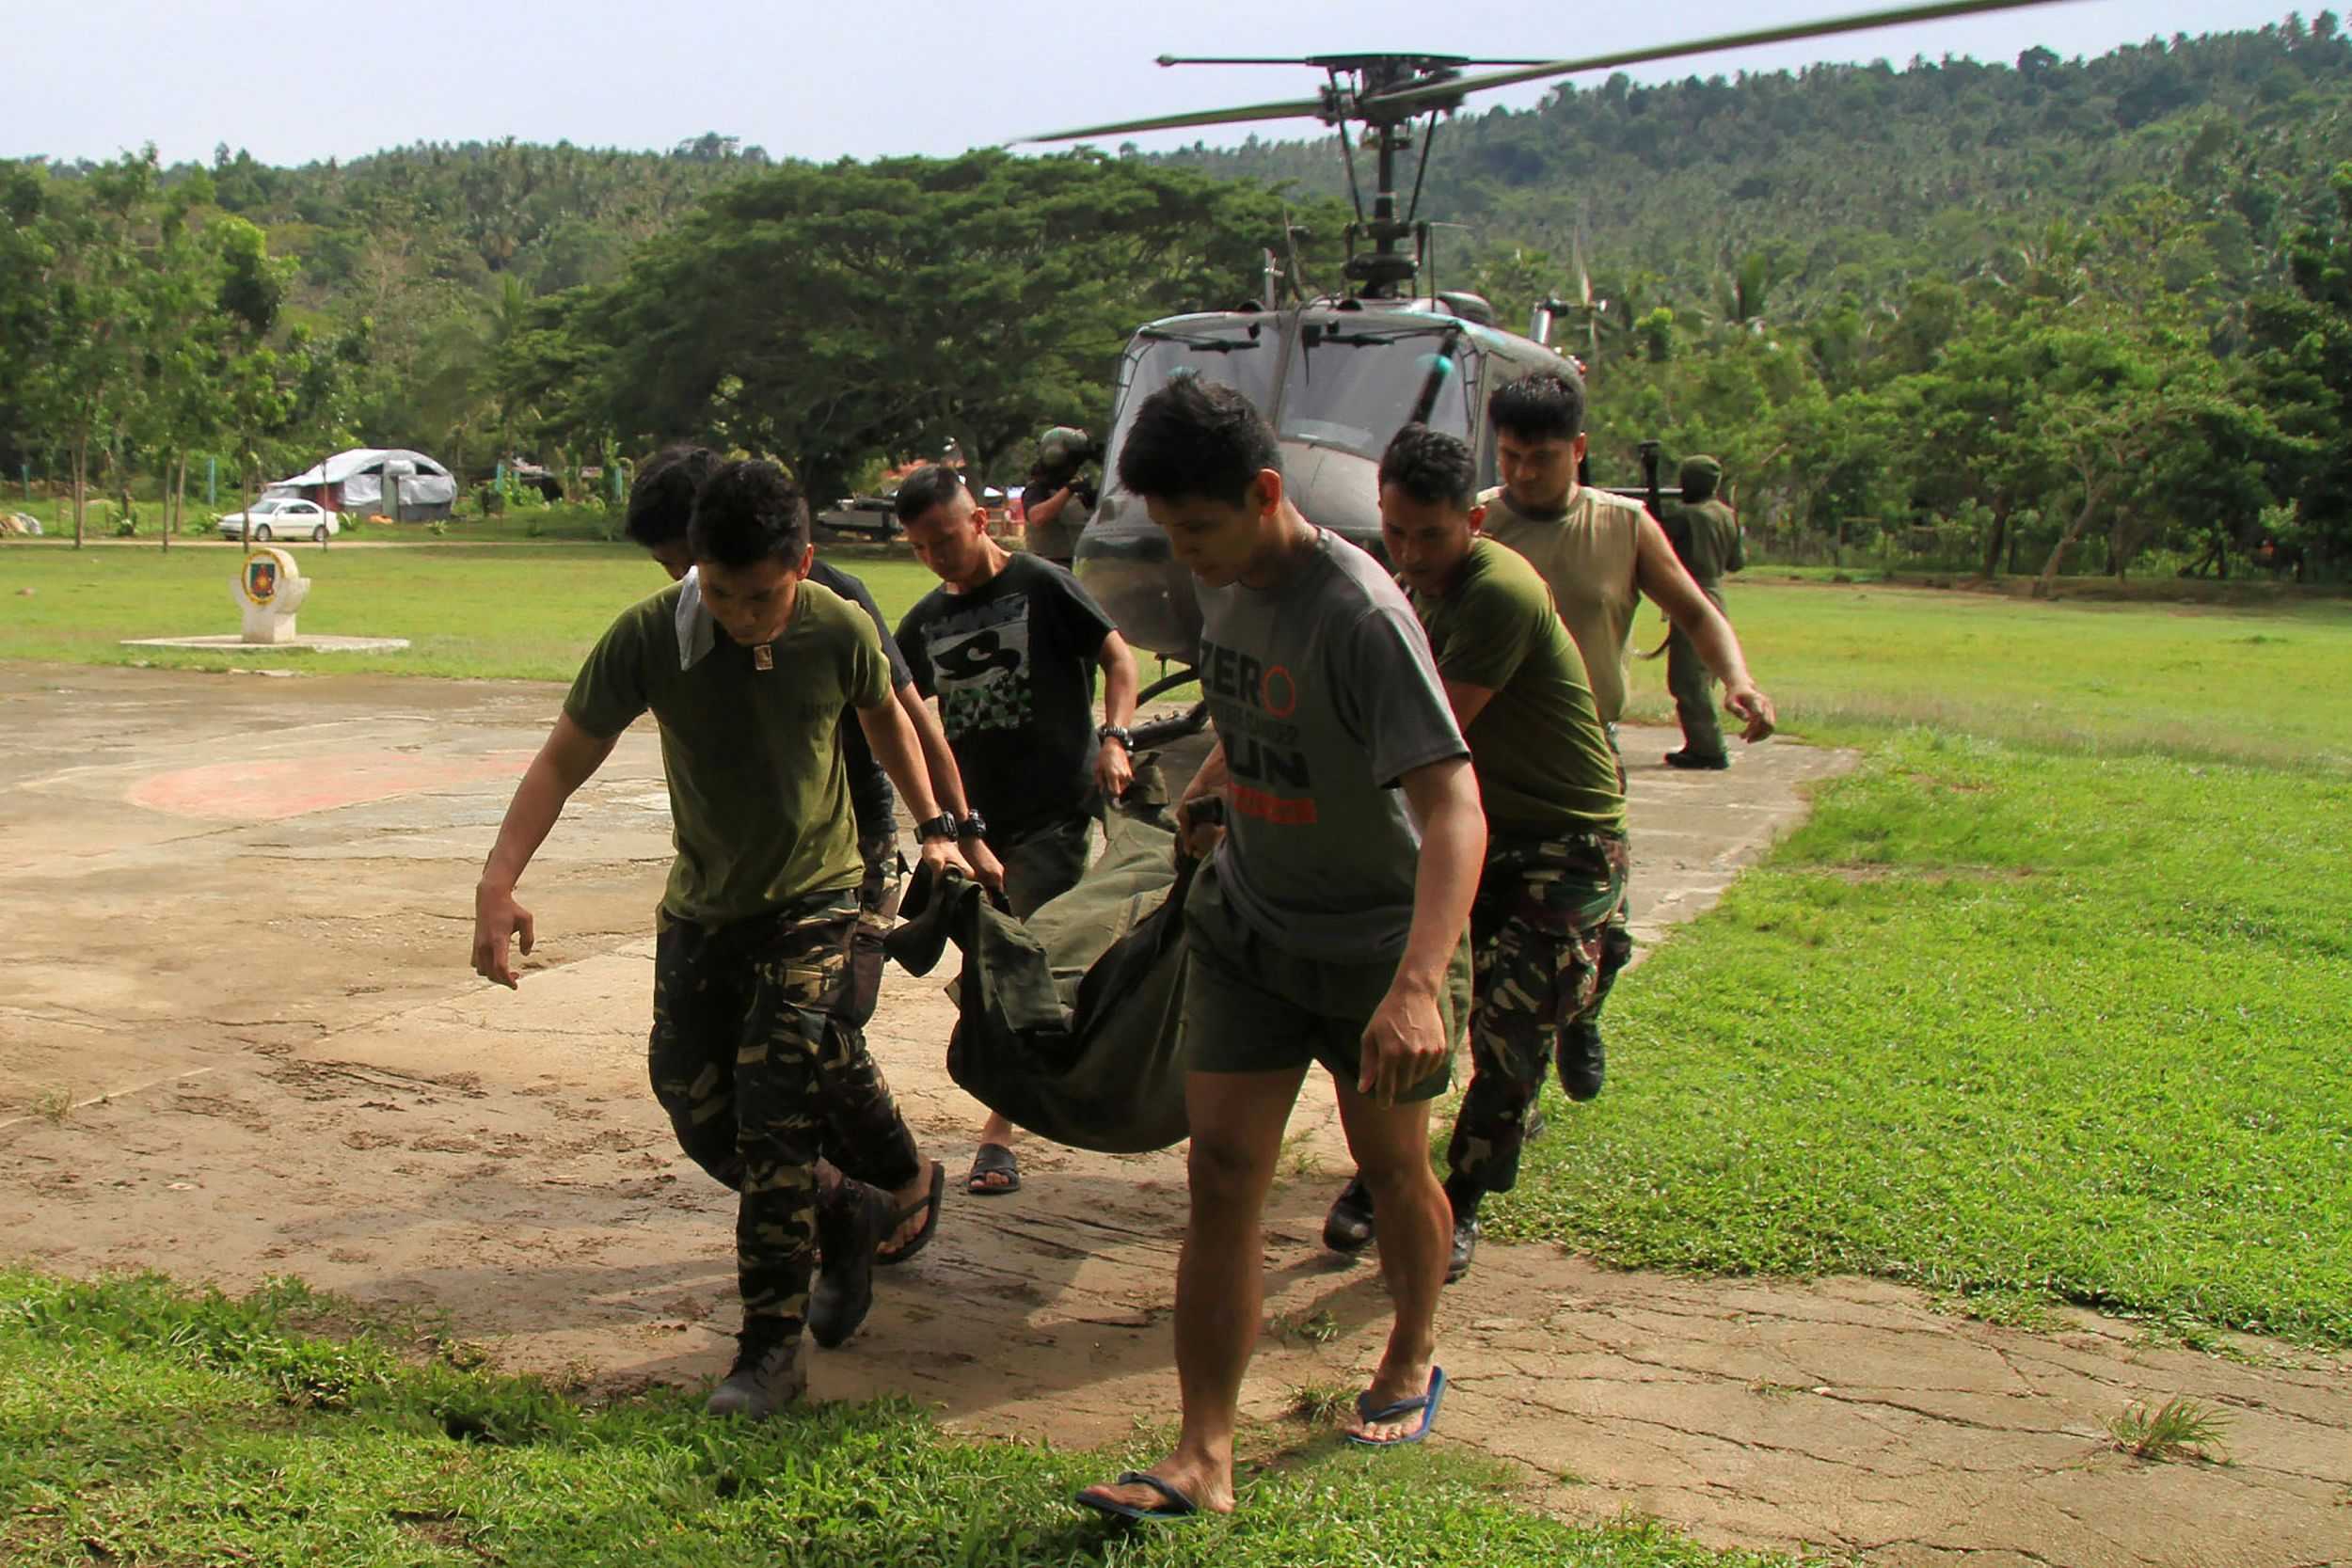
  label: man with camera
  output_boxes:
[1021,426,1099,568]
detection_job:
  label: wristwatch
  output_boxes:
[915,812,959,844]
[957,811,988,840]
[1097,723,1133,750]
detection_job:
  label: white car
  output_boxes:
[217,497,339,543]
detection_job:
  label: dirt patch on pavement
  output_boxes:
[2,665,2345,1567]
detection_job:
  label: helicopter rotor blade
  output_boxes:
[1011,96,1331,146]
[1153,54,1558,68]
[1017,0,2072,147]
[1361,0,2076,115]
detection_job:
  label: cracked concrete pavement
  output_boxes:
[1,663,2345,1567]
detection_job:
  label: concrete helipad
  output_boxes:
[3,662,2344,1568]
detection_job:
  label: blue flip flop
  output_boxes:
[1073,1470,1201,1524]
[1345,1365,1447,1447]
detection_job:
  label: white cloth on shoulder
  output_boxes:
[674,565,717,672]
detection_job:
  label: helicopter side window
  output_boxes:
[1278,328,1473,461]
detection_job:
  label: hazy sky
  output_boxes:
[6,0,2314,168]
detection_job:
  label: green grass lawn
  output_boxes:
[1616,579,2352,769]
[8,548,2347,763]
[1488,731,2352,1345]
[1498,586,2352,1348]
[6,539,2349,1556]
[0,1271,1792,1568]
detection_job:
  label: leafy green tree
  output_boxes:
[5,150,159,546]
[538,151,1341,499]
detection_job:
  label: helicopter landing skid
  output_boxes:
[1131,700,1209,751]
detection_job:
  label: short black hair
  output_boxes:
[1378,423,1477,511]
[624,444,719,548]
[1114,375,1280,508]
[1487,370,1586,444]
[688,459,810,567]
[894,463,972,523]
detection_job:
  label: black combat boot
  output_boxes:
[1447,1212,1481,1284]
[1557,1022,1606,1102]
[1322,1175,1375,1255]
[707,1318,805,1418]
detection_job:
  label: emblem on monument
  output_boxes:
[241,553,281,608]
[232,547,309,643]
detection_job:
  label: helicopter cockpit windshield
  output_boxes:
[1101,317,1477,481]
[1279,324,1470,458]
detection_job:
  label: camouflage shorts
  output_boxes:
[648,891,917,1338]
[1447,830,1630,1194]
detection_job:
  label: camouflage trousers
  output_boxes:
[1445,829,1631,1196]
[648,892,919,1340]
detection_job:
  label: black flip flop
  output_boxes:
[966,1141,1021,1196]
[1073,1470,1200,1524]
[875,1161,945,1268]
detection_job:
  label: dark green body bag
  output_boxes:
[885,777,1196,1155]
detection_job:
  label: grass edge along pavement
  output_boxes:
[1482,726,2352,1352]
[0,1269,1806,1568]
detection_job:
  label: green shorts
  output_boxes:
[1181,855,1470,1101]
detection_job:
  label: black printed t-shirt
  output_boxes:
[895,553,1115,840]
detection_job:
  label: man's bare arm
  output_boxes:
[1099,630,1139,731]
[1632,514,1775,742]
[1025,485,1073,528]
[473,714,621,988]
[896,681,968,818]
[1174,739,1229,861]
[1093,630,1142,800]
[1440,677,1498,732]
[858,699,974,880]
[1360,754,1486,1104]
[895,683,1005,892]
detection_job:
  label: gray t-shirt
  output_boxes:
[1198,528,1468,962]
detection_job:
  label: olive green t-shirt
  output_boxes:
[1411,538,1626,838]
[1659,498,1744,591]
[564,579,893,926]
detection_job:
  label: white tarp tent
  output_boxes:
[269,449,458,520]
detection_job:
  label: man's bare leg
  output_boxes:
[1334,1080,1446,1443]
[1077,1066,1306,1515]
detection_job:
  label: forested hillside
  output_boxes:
[7,19,2352,578]
[1170,22,2352,321]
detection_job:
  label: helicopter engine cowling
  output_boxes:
[1073,440,1385,664]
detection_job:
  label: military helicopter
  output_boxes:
[1018,0,2061,722]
